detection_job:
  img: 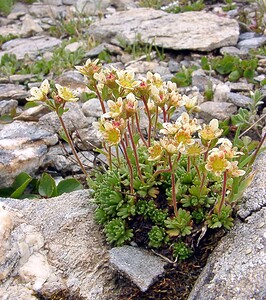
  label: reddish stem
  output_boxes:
[58,114,88,177]
[127,121,144,182]
[121,140,134,194]
[94,83,106,114]
[218,171,227,214]
[135,112,148,147]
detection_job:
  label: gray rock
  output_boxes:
[191,69,215,93]
[64,41,84,52]
[229,81,254,92]
[238,36,266,50]
[21,14,43,37]
[29,3,66,19]
[72,126,102,150]
[199,101,237,122]
[188,207,266,300]
[38,102,89,134]
[220,46,249,58]
[0,100,18,116]
[0,84,28,101]
[109,245,167,292]
[14,105,51,122]
[82,98,106,118]
[0,121,58,187]
[213,83,231,102]
[55,70,87,90]
[0,23,22,37]
[0,190,119,300]
[43,144,94,174]
[238,147,266,219]
[238,31,258,41]
[41,0,62,5]
[168,60,180,73]
[62,0,76,5]
[9,74,35,84]
[227,92,252,107]
[88,8,239,52]
[85,43,123,58]
[0,35,62,60]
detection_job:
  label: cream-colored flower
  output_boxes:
[227,161,245,178]
[150,85,166,107]
[174,129,195,150]
[115,69,140,90]
[146,71,163,88]
[167,90,185,108]
[148,141,164,161]
[216,138,244,159]
[198,119,223,142]
[27,79,50,102]
[104,97,124,118]
[180,141,207,157]
[55,84,79,102]
[160,137,180,155]
[160,122,181,136]
[205,151,231,176]
[75,58,102,77]
[183,94,200,113]
[125,92,138,118]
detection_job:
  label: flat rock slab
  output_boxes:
[0,35,62,60]
[88,8,239,52]
[109,245,167,292]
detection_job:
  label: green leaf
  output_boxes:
[102,85,109,100]
[229,70,241,82]
[10,172,32,199]
[38,173,56,197]
[57,106,65,117]
[243,68,254,81]
[57,178,83,195]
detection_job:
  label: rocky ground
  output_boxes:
[0,0,266,299]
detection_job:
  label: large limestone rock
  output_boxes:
[0,190,118,300]
[88,8,239,52]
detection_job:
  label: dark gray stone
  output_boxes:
[109,245,167,292]
[238,36,266,50]
[227,92,252,108]
[0,100,18,116]
[0,84,28,101]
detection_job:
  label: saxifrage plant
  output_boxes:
[26,58,265,261]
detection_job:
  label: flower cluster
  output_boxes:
[26,58,262,256]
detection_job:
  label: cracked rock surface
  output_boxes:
[0,190,118,300]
